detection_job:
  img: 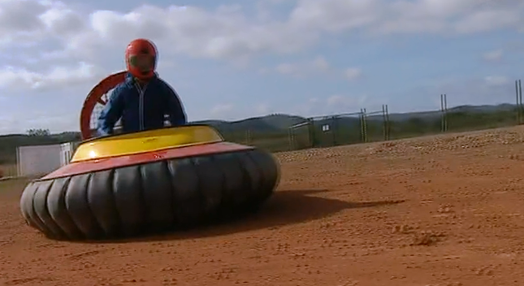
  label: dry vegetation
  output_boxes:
[2,126,524,285]
[0,164,16,178]
[277,125,524,163]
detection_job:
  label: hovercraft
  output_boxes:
[19,72,281,240]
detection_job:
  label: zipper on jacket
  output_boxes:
[134,82,149,131]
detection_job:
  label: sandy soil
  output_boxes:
[3,126,524,286]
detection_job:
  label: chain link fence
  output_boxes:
[219,79,524,153]
[2,80,524,179]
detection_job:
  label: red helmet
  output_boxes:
[125,38,158,80]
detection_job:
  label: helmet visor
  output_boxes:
[128,54,155,74]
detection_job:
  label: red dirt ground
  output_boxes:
[3,126,524,286]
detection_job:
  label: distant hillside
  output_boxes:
[0,104,521,164]
[193,114,306,133]
[371,103,517,122]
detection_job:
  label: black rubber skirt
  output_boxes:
[19,147,280,240]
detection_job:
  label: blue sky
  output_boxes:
[0,0,523,134]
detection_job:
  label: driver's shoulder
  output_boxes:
[146,77,172,95]
[112,79,135,95]
[149,76,169,89]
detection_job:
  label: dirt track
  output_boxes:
[3,126,524,286]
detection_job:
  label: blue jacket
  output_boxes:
[97,73,187,136]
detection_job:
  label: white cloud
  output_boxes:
[255,103,271,114]
[275,56,331,77]
[210,103,234,117]
[289,95,371,117]
[4,1,522,60]
[290,98,321,117]
[344,68,362,80]
[327,94,367,108]
[0,0,521,91]
[455,9,520,34]
[208,103,276,121]
[482,49,503,62]
[68,4,312,62]
[0,112,76,134]
[484,75,510,86]
[0,0,522,134]
[326,95,347,106]
[0,62,103,91]
[289,0,379,33]
[275,56,360,79]
[39,6,84,36]
[312,57,329,72]
[275,63,298,75]
[374,0,523,34]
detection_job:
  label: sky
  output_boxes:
[0,0,523,134]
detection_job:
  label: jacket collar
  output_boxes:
[124,72,159,86]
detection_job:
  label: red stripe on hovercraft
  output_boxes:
[41,142,253,180]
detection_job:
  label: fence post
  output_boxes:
[516,80,520,124]
[307,118,315,148]
[331,116,337,146]
[364,108,368,142]
[517,79,524,123]
[440,94,448,132]
[359,109,364,142]
[444,94,448,131]
[359,108,368,142]
[382,105,387,140]
[245,129,252,144]
[385,104,390,140]
[287,128,294,150]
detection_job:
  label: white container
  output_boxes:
[17,144,62,177]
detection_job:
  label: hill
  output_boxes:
[0,103,522,164]
[193,113,306,133]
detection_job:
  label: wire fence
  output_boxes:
[1,79,523,178]
[219,79,524,153]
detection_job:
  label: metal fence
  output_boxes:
[220,106,391,152]
[220,79,524,153]
[1,80,523,179]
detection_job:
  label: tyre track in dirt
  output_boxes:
[2,126,524,285]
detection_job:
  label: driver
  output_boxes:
[97,38,187,136]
